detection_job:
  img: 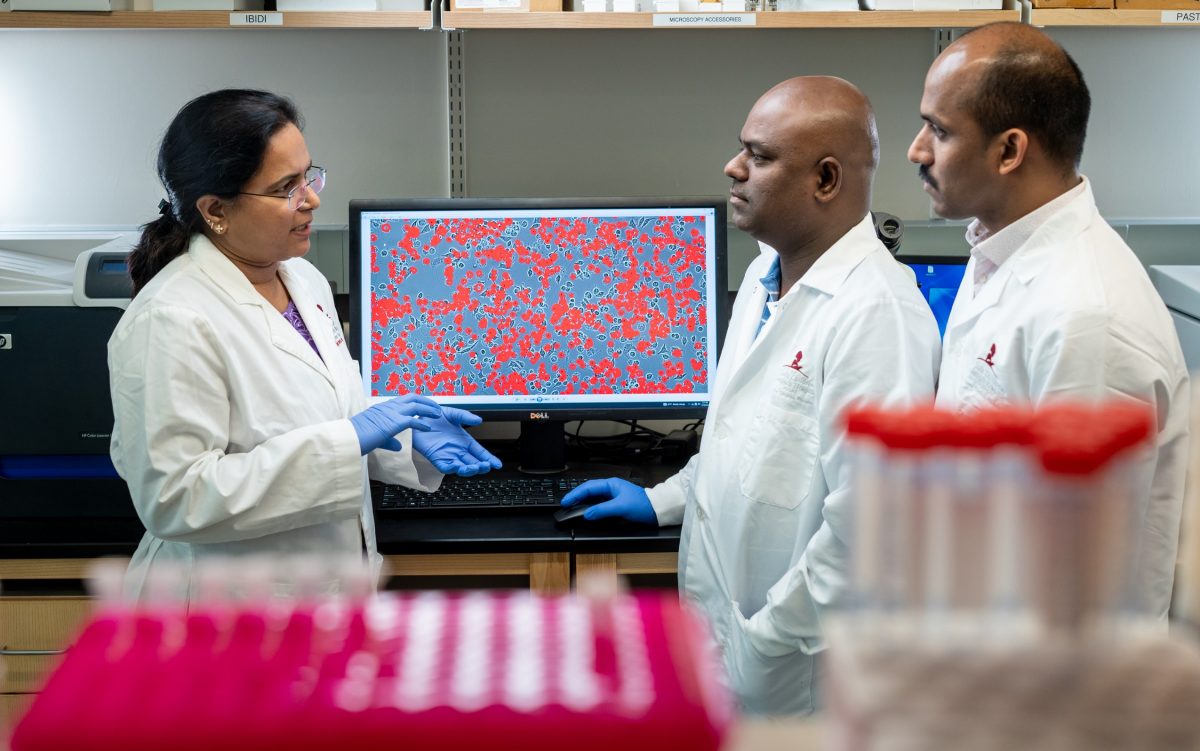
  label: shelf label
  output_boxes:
[455,0,521,6]
[230,11,283,24]
[1162,10,1200,22]
[652,12,756,25]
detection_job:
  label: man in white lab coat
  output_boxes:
[561,77,941,714]
[909,22,1190,619]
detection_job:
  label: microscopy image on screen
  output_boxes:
[367,213,712,400]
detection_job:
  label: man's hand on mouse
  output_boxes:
[559,478,658,525]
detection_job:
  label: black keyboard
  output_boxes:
[376,474,634,513]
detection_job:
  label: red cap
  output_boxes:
[874,406,947,451]
[1034,402,1152,476]
[975,406,1035,446]
[1104,400,1155,456]
[844,405,886,439]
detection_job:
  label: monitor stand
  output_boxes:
[517,420,567,475]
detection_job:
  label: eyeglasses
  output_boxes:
[239,165,326,212]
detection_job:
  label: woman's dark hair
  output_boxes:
[128,89,302,296]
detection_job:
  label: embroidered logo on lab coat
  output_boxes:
[784,350,808,376]
[773,350,816,409]
[962,343,1005,410]
[978,343,997,369]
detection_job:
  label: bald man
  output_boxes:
[910,23,1189,619]
[562,77,941,714]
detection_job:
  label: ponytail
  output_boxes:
[128,209,197,298]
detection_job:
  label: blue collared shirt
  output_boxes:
[755,256,782,340]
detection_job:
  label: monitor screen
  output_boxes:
[896,254,968,338]
[349,198,729,470]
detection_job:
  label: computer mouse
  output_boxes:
[553,502,599,526]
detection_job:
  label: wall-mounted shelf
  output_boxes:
[0,10,431,27]
[1031,8,1200,25]
[442,8,1017,28]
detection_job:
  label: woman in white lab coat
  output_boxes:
[109,89,500,598]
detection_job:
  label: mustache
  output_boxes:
[918,165,938,191]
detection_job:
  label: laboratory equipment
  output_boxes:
[828,401,1197,751]
[1149,265,1200,372]
[11,569,732,751]
[0,232,136,517]
[348,197,729,474]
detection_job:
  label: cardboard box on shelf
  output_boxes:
[1114,0,1198,8]
[276,0,378,8]
[152,0,260,9]
[11,0,129,9]
[1030,0,1113,8]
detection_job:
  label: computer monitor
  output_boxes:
[895,254,969,338]
[348,197,729,473]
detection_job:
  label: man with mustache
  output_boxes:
[910,22,1189,620]
[562,76,941,714]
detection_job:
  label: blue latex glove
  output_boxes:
[350,395,442,455]
[411,406,503,477]
[560,478,657,525]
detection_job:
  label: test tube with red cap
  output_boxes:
[976,406,1036,639]
[1028,401,1154,634]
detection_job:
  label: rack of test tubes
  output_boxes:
[9,561,732,751]
[827,401,1200,750]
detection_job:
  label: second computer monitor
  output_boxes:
[895,254,969,338]
[349,197,729,471]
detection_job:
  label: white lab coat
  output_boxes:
[648,215,941,715]
[936,180,1190,620]
[109,235,442,598]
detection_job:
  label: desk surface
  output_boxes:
[0,502,680,563]
[1,458,685,559]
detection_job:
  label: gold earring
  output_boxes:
[207,219,226,235]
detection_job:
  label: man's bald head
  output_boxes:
[725,76,879,257]
[761,76,879,178]
[935,22,1090,169]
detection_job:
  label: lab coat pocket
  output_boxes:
[737,408,818,510]
[726,603,808,715]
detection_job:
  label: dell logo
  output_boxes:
[0,334,10,350]
[529,411,550,420]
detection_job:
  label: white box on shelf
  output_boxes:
[697,1,720,8]
[653,0,678,9]
[581,0,606,10]
[864,0,912,8]
[911,0,956,7]
[612,0,635,10]
[276,0,377,9]
[378,0,422,8]
[957,0,1002,7]
[11,0,129,9]
[153,0,257,9]
[720,0,745,8]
